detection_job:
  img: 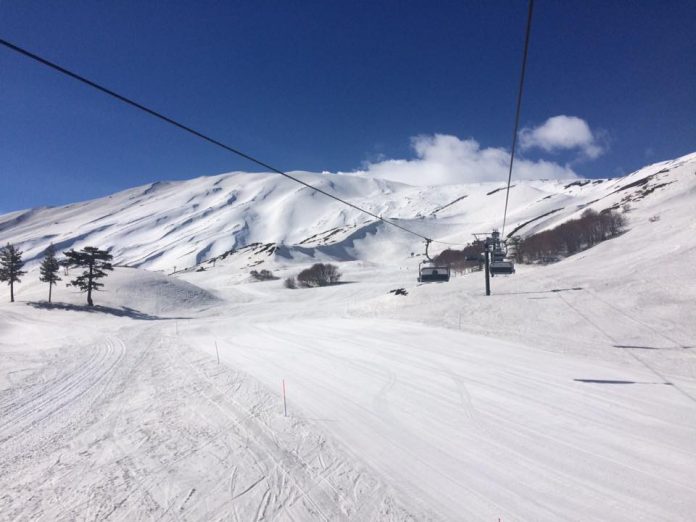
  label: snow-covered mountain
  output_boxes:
[2,152,696,521]
[1,152,695,272]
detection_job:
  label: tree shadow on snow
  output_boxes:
[574,378,673,386]
[613,344,660,350]
[26,301,190,321]
[613,344,695,351]
[493,287,584,296]
[297,281,357,288]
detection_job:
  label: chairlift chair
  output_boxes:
[489,260,515,276]
[418,261,451,282]
[417,239,451,282]
[488,234,515,277]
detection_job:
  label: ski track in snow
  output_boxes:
[0,324,419,521]
[3,258,695,520]
[213,317,696,521]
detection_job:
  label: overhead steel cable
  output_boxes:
[0,37,464,245]
[501,0,534,238]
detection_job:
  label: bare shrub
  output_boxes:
[284,277,297,289]
[432,243,482,272]
[250,269,278,281]
[518,209,625,263]
[296,263,341,287]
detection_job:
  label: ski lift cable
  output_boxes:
[0,37,470,248]
[500,0,534,238]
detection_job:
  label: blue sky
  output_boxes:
[1,0,695,212]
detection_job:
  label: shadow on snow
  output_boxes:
[493,287,584,296]
[574,378,673,386]
[26,301,190,321]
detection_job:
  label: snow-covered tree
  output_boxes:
[63,246,113,306]
[39,244,62,303]
[0,243,26,303]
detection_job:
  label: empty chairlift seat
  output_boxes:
[489,260,515,276]
[489,240,515,276]
[418,262,451,282]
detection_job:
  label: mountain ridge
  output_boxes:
[1,152,694,271]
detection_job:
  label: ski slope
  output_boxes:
[0,274,419,521]
[176,258,696,521]
[2,256,695,520]
[1,152,696,520]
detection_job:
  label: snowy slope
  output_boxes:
[170,152,696,520]
[2,152,694,272]
[1,152,695,521]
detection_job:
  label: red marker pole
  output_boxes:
[282,379,287,417]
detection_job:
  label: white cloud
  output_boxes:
[519,115,605,159]
[357,134,577,186]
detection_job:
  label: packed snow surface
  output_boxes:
[1,152,696,520]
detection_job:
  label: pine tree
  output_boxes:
[0,243,26,303]
[39,244,62,303]
[63,246,113,306]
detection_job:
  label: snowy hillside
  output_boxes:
[2,152,695,272]
[1,152,696,521]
